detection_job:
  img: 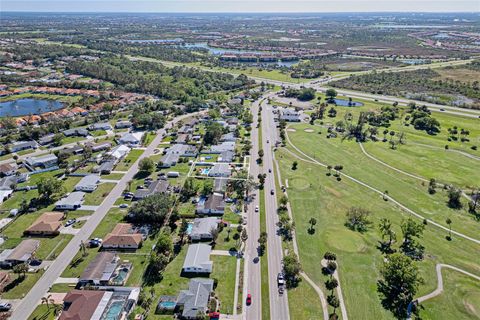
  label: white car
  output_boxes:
[255,206,259,212]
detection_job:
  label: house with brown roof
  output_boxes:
[59,290,106,320]
[24,211,64,236]
[0,163,17,177]
[0,239,40,268]
[102,223,143,250]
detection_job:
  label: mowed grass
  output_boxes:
[211,255,237,314]
[275,147,480,320]
[286,123,479,240]
[115,149,144,171]
[419,269,480,320]
[82,182,116,205]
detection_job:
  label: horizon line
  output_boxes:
[2,11,478,13]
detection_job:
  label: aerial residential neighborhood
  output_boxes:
[0,3,479,320]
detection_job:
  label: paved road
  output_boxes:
[260,98,290,320]
[242,98,262,320]
[11,112,197,320]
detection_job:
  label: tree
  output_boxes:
[210,226,220,245]
[447,186,462,209]
[400,218,425,260]
[326,89,338,101]
[283,252,302,288]
[201,179,213,196]
[156,231,173,256]
[280,195,289,208]
[52,133,63,147]
[181,178,198,201]
[325,278,339,291]
[128,193,174,225]
[203,121,224,145]
[323,252,337,261]
[41,294,52,310]
[79,240,87,257]
[258,231,268,256]
[345,207,372,232]
[428,178,436,195]
[327,294,340,314]
[377,253,423,319]
[178,218,189,244]
[445,218,452,240]
[37,177,65,204]
[257,173,267,189]
[308,217,317,231]
[13,263,28,278]
[292,161,298,170]
[139,157,155,174]
[378,218,396,254]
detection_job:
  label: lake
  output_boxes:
[329,98,364,107]
[0,98,64,117]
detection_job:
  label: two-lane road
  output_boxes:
[11,112,201,320]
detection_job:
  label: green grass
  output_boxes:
[28,303,61,320]
[119,253,149,287]
[0,92,82,104]
[287,123,478,240]
[143,132,156,146]
[419,269,480,320]
[259,190,270,320]
[288,280,325,320]
[276,147,480,320]
[214,227,240,252]
[49,282,76,293]
[2,271,44,299]
[102,172,125,180]
[115,149,144,171]
[82,182,115,205]
[211,255,237,314]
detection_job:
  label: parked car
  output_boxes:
[30,259,43,266]
[119,203,129,208]
[246,293,252,306]
[0,303,12,311]
[65,218,77,227]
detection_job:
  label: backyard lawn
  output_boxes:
[115,149,145,171]
[83,182,116,205]
[211,255,237,314]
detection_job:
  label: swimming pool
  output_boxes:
[328,98,364,107]
[159,301,177,309]
[102,300,124,320]
[186,223,193,235]
[201,168,211,175]
[111,267,129,285]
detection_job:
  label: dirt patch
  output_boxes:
[304,129,315,133]
[325,186,342,197]
[287,128,296,132]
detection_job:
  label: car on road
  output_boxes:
[268,168,271,173]
[0,303,12,311]
[255,205,259,212]
[246,293,252,306]
[65,218,76,227]
[279,286,284,294]
[277,272,285,286]
[440,108,445,111]
[267,139,269,143]
[119,203,129,208]
[270,189,275,195]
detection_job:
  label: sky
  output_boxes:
[2,0,479,13]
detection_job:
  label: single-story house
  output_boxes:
[102,223,143,250]
[165,144,198,157]
[24,154,58,169]
[220,132,237,142]
[107,145,131,162]
[280,108,302,122]
[160,152,180,168]
[74,174,100,192]
[89,122,112,131]
[118,132,143,146]
[208,163,231,177]
[204,141,235,154]
[10,140,38,153]
[182,244,213,274]
[178,125,193,134]
[0,163,17,176]
[196,193,225,215]
[115,120,132,129]
[133,179,169,200]
[218,150,235,163]
[95,160,116,174]
[59,145,84,156]
[62,128,89,137]
[59,288,140,320]
[78,252,119,286]
[86,141,111,153]
[0,239,40,268]
[24,211,64,236]
[175,134,190,144]
[189,217,219,241]
[38,133,55,145]
[55,191,85,210]
[176,278,215,319]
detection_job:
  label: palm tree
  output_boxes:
[41,294,52,310]
[79,240,87,257]
[52,303,63,316]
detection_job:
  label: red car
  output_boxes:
[246,293,252,306]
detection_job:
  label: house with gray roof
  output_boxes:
[79,252,119,286]
[182,244,213,274]
[208,163,231,177]
[89,122,112,131]
[75,174,100,192]
[0,239,40,268]
[24,154,58,170]
[10,141,38,153]
[115,120,132,129]
[133,179,169,200]
[63,128,89,137]
[119,132,143,146]
[189,217,219,241]
[59,145,84,156]
[214,178,227,194]
[218,150,235,163]
[38,133,55,145]
[95,160,116,174]
[196,193,225,215]
[204,141,235,154]
[220,132,237,142]
[176,278,214,319]
[55,191,85,210]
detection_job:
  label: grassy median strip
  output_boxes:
[259,190,270,320]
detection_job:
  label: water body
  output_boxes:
[0,98,64,117]
[329,98,364,107]
[184,43,297,67]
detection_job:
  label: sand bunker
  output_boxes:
[304,129,315,133]
[287,128,296,132]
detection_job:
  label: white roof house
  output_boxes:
[182,244,213,274]
[280,108,302,122]
[107,145,131,161]
[189,217,219,241]
[208,163,231,177]
[75,174,100,192]
[119,132,144,146]
[176,279,215,319]
[24,154,58,169]
[55,191,85,210]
